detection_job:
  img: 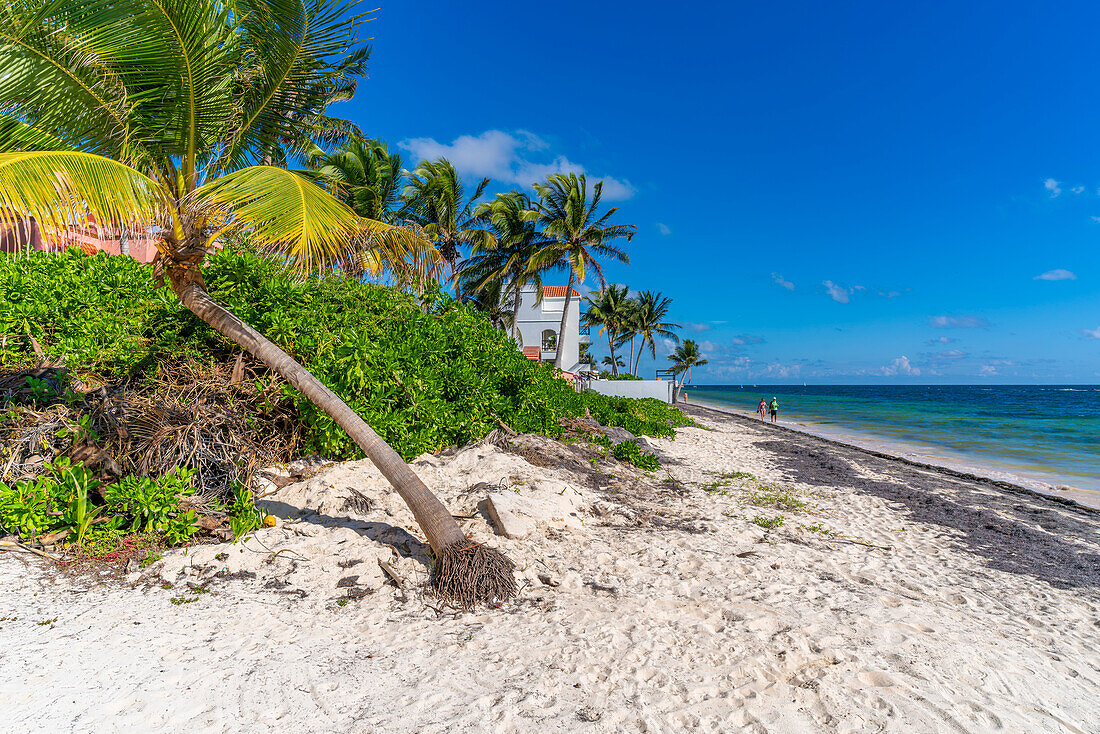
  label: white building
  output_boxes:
[513,285,592,373]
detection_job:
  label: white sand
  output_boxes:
[2,410,1098,732]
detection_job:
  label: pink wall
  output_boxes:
[0,217,157,263]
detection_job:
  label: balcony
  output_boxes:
[578,325,592,344]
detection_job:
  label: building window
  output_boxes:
[541,330,557,350]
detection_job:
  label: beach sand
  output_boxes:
[2,406,1098,732]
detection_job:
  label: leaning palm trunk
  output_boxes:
[166,262,516,608]
[554,270,575,369]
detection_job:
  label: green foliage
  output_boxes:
[228,485,266,540]
[746,483,807,512]
[103,468,198,545]
[585,433,612,449]
[611,439,660,472]
[751,514,785,529]
[0,459,225,548]
[0,248,693,462]
[599,371,642,381]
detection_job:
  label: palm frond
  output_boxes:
[194,165,363,272]
[0,150,164,234]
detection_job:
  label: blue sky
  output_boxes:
[338,0,1100,384]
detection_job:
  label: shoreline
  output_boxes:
[685,394,1100,512]
[2,409,1099,731]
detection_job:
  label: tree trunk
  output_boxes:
[511,288,521,341]
[554,270,574,369]
[632,340,644,376]
[607,330,619,376]
[168,269,467,555]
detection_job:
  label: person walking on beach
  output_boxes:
[769,397,779,423]
[757,398,767,421]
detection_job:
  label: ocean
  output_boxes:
[687,385,1100,508]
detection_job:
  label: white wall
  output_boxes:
[512,286,585,371]
[587,380,673,402]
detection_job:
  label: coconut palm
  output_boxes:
[310,139,405,223]
[461,191,553,339]
[668,339,708,402]
[583,284,631,377]
[525,174,636,369]
[601,354,625,372]
[402,159,495,301]
[0,0,512,603]
[631,291,680,376]
[309,138,442,291]
[617,297,641,376]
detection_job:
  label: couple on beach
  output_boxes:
[757,397,779,423]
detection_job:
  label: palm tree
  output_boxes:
[617,296,641,376]
[311,139,405,223]
[583,284,631,376]
[525,174,636,369]
[601,355,625,372]
[631,291,680,376]
[668,339,708,402]
[461,191,553,339]
[0,0,512,604]
[310,138,442,291]
[402,159,495,301]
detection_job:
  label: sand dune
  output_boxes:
[2,406,1098,732]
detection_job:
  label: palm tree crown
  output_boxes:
[309,138,442,288]
[460,191,553,339]
[668,339,708,400]
[631,290,680,376]
[525,173,636,368]
[583,284,632,376]
[402,158,495,299]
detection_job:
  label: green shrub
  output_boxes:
[0,248,693,462]
[104,468,198,545]
[0,461,266,547]
[611,439,660,471]
[599,371,642,381]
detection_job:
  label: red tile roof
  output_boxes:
[542,286,581,298]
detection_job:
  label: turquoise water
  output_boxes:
[689,385,1100,506]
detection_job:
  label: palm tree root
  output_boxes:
[431,542,517,610]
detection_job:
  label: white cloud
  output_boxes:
[730,334,765,345]
[879,290,902,298]
[399,130,635,200]
[771,273,795,291]
[1091,216,1100,223]
[763,361,801,379]
[925,336,957,345]
[823,280,852,303]
[881,355,920,376]
[656,223,671,235]
[1084,326,1100,340]
[979,364,998,376]
[929,315,990,328]
[683,322,710,333]
[1034,269,1077,281]
[1045,178,1062,197]
[1072,186,1086,194]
